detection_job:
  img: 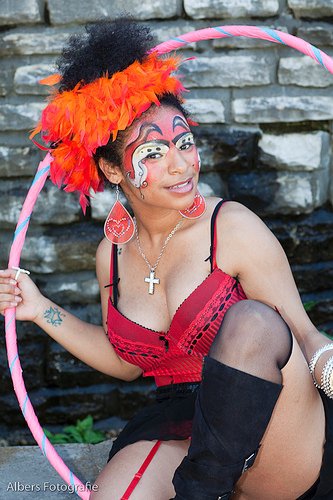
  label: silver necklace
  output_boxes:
[135,218,184,295]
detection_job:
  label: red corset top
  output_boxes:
[107,199,247,387]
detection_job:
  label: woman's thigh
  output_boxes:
[235,334,326,500]
[92,337,327,500]
[91,438,190,500]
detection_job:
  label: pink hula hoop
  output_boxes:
[5,26,333,499]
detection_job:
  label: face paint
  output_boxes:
[124,110,198,189]
[197,150,201,172]
[130,142,169,188]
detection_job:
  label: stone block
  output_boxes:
[37,271,99,305]
[0,384,120,425]
[184,0,279,18]
[45,343,112,388]
[228,168,329,215]
[0,338,45,394]
[300,290,333,325]
[278,56,333,88]
[330,162,333,207]
[297,25,333,47]
[0,180,81,228]
[0,28,71,56]
[266,208,333,264]
[14,64,56,95]
[0,0,42,26]
[232,96,333,123]
[292,261,333,293]
[0,146,41,177]
[258,131,331,171]
[0,440,113,494]
[47,0,182,24]
[91,187,128,221]
[21,223,101,273]
[0,103,44,131]
[186,99,225,123]
[151,21,199,49]
[274,169,329,213]
[182,54,274,88]
[288,0,333,19]
[198,173,227,198]
[0,69,12,97]
[195,125,260,172]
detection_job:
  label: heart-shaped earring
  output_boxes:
[179,190,206,219]
[104,185,135,244]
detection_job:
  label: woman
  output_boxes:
[1,18,333,500]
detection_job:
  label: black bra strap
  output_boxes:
[112,243,119,309]
[209,199,228,273]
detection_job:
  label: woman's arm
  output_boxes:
[33,294,138,380]
[216,201,330,363]
[0,241,142,381]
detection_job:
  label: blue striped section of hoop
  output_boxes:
[9,354,18,373]
[213,27,233,37]
[42,434,47,456]
[70,471,75,487]
[13,216,31,241]
[22,394,28,416]
[6,313,15,330]
[311,44,326,68]
[13,164,49,241]
[171,37,188,45]
[32,165,50,187]
[261,27,286,45]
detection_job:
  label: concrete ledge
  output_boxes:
[0,439,114,498]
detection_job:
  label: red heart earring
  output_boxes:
[104,185,135,244]
[179,190,206,219]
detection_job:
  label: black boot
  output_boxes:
[172,356,283,499]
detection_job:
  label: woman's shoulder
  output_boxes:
[96,236,112,259]
[214,199,272,252]
[215,199,263,233]
[96,237,112,278]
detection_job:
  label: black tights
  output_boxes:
[172,300,293,499]
[209,299,293,384]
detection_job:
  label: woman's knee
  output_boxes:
[209,299,292,371]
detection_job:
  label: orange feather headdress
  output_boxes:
[30,52,185,212]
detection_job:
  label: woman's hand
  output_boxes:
[0,268,45,322]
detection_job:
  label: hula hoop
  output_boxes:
[5,26,333,499]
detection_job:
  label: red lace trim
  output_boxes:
[177,277,240,354]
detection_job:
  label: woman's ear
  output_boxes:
[98,158,124,184]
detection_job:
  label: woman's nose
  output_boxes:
[167,148,188,174]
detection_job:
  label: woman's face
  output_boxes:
[121,105,200,211]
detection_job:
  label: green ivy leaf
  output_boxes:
[76,415,93,433]
[83,429,105,444]
[43,416,106,444]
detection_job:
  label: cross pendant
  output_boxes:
[144,269,160,295]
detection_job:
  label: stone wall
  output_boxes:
[0,0,332,442]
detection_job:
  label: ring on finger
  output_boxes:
[12,266,31,281]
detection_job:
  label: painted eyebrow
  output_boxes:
[127,122,163,148]
[172,131,192,145]
[173,115,190,131]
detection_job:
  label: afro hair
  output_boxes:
[57,16,155,92]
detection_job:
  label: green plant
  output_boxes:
[43,415,106,444]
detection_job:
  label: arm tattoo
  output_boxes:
[43,306,65,327]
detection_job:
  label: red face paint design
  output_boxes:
[123,110,199,188]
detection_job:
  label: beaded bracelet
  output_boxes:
[321,357,333,399]
[308,344,333,388]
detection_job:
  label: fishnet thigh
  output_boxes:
[209,299,292,384]
[91,439,190,500]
